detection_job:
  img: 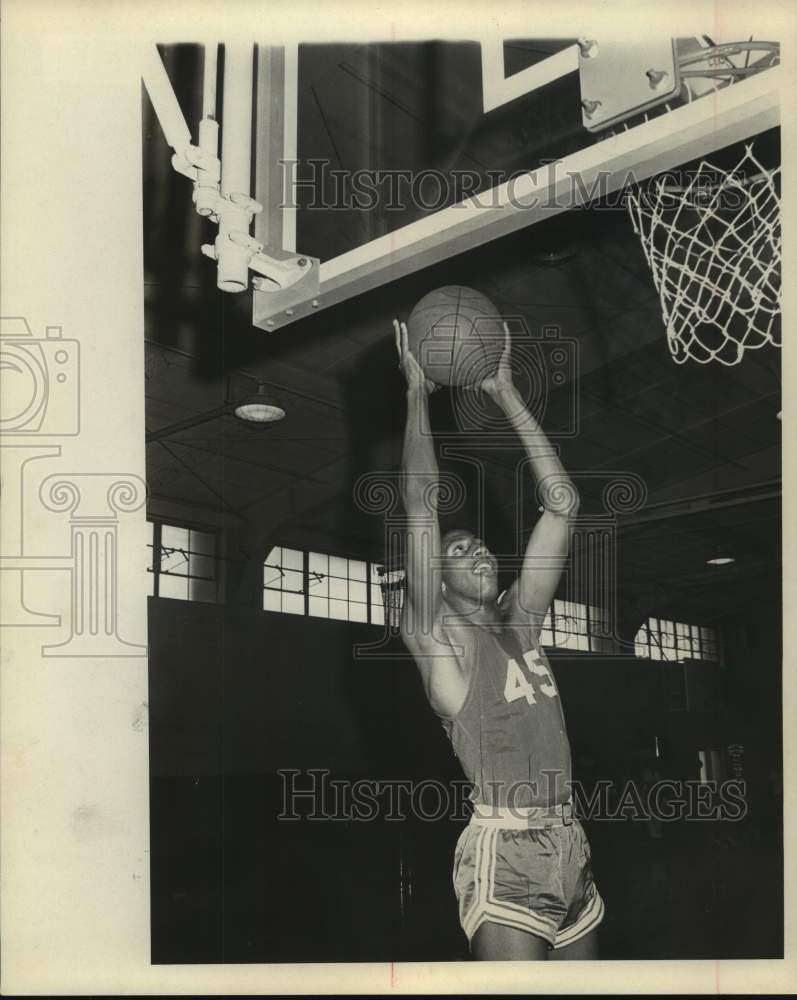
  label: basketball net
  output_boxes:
[626,144,781,366]
[625,42,781,365]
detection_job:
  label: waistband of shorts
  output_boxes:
[470,800,575,829]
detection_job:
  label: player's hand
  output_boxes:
[394,319,437,395]
[478,323,516,401]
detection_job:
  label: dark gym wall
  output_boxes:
[148,597,698,780]
[148,597,465,963]
[147,597,454,778]
[147,594,781,963]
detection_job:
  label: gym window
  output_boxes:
[634,617,721,662]
[539,600,611,652]
[263,546,306,615]
[308,552,369,622]
[262,547,404,626]
[147,520,221,603]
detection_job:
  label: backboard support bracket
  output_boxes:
[144,42,313,298]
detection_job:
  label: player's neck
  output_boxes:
[444,592,501,625]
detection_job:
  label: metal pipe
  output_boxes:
[142,45,192,155]
[221,43,253,200]
[194,43,221,217]
[202,43,218,120]
[217,43,255,292]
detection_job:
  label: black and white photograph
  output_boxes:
[1,1,794,993]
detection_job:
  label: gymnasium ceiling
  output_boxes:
[142,42,782,623]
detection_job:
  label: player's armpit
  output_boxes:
[401,618,470,719]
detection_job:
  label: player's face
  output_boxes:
[441,530,499,602]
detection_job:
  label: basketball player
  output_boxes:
[394,318,603,961]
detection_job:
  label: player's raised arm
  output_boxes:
[394,319,443,647]
[482,324,580,634]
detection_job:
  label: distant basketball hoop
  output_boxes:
[377,566,405,633]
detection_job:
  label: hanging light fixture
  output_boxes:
[706,543,735,566]
[233,383,286,423]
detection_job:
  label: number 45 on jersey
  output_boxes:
[504,649,558,707]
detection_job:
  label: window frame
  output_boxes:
[261,544,405,627]
[306,550,370,623]
[263,545,307,616]
[148,518,221,604]
[634,616,722,663]
[539,598,612,653]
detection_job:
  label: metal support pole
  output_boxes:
[193,43,221,217]
[143,41,312,300]
[202,43,218,120]
[215,44,256,292]
[141,45,192,160]
[221,44,253,200]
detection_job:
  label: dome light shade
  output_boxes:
[233,384,285,423]
[706,544,735,566]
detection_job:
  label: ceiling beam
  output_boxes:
[618,480,781,529]
[146,406,230,443]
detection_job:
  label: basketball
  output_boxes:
[406,286,505,386]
